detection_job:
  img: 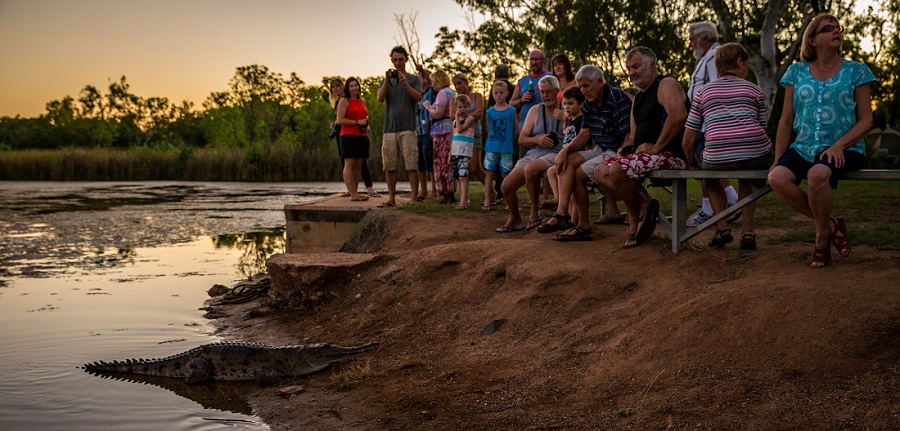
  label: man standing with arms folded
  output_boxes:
[377,46,423,207]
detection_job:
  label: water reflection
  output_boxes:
[212,228,285,277]
[86,373,257,415]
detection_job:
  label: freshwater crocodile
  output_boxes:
[83,341,378,384]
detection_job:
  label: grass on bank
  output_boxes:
[399,180,900,250]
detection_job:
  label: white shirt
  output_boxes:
[688,42,721,103]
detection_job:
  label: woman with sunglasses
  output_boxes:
[768,13,875,267]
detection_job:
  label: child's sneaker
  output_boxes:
[686,208,711,226]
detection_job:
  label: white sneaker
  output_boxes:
[686,208,712,226]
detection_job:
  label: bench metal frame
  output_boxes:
[644,169,900,252]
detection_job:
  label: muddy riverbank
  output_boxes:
[209,211,900,430]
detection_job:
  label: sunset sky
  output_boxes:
[0,0,470,118]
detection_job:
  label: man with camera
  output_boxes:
[377,46,423,207]
[495,75,564,233]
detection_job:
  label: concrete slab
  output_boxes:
[283,193,411,254]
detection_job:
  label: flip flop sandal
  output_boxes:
[481,204,491,211]
[537,213,573,233]
[340,192,352,197]
[376,202,395,208]
[368,192,382,197]
[622,233,640,249]
[495,223,526,233]
[350,196,369,201]
[634,199,659,244]
[553,226,593,242]
[525,216,543,230]
[830,217,850,257]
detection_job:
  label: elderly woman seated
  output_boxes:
[682,43,774,250]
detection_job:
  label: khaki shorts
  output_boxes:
[382,131,419,172]
[580,149,618,182]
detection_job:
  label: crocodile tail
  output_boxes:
[83,358,154,375]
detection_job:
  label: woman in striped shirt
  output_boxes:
[683,43,773,250]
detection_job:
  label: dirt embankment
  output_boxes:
[211,211,900,430]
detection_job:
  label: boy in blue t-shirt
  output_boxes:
[482,82,518,211]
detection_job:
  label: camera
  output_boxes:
[389,70,399,79]
[359,123,368,133]
[548,132,560,146]
[328,124,339,139]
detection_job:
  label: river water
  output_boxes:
[0,181,353,431]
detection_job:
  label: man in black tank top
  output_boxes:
[594,46,689,248]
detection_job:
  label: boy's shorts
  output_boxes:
[483,152,513,173]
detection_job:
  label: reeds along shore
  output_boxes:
[0,143,386,182]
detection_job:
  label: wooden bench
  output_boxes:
[643,169,900,252]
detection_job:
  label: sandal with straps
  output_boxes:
[708,228,733,248]
[553,226,594,242]
[739,232,757,250]
[809,245,831,267]
[537,213,573,233]
[830,217,850,257]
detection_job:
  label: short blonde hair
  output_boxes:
[455,94,471,107]
[431,70,451,88]
[800,13,840,62]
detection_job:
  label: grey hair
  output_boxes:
[626,46,658,69]
[538,75,560,89]
[688,21,718,43]
[574,65,605,82]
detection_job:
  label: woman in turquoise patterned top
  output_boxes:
[768,13,875,267]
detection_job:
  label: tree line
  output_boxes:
[0,0,897,181]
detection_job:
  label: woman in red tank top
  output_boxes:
[336,77,372,201]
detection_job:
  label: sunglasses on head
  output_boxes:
[815,24,843,35]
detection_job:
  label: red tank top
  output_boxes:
[341,98,368,136]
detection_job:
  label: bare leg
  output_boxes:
[500,168,526,228]
[524,162,547,224]
[596,162,642,239]
[483,170,495,208]
[385,170,399,205]
[737,179,757,234]
[344,158,365,200]
[806,165,835,252]
[454,177,470,209]
[573,169,592,229]
[707,177,728,231]
[407,170,419,202]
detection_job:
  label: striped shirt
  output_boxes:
[451,116,476,157]
[685,76,772,164]
[582,85,632,152]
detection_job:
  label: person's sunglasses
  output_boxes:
[815,24,843,35]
